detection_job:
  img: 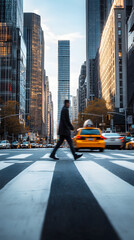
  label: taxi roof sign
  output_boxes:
[83,119,93,127]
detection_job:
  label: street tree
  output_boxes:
[0,101,26,138]
[77,98,112,129]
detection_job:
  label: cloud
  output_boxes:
[42,21,84,44]
[33,9,40,15]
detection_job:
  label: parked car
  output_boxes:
[126,138,134,150]
[30,142,36,148]
[73,122,105,152]
[11,141,20,149]
[0,140,11,149]
[102,133,124,149]
[21,141,31,148]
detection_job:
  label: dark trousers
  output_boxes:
[51,135,76,157]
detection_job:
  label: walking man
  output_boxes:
[50,100,83,160]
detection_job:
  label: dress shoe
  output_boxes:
[50,154,59,160]
[74,153,83,160]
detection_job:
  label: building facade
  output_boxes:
[127,5,134,119]
[99,0,127,112]
[86,0,112,100]
[72,96,78,122]
[58,40,70,124]
[78,62,87,113]
[0,0,26,124]
[24,13,45,135]
[44,75,53,142]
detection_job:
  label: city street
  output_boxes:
[0,148,134,240]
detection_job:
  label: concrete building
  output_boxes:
[99,0,127,111]
[127,3,134,120]
[24,13,45,135]
[58,40,70,124]
[44,75,53,142]
[72,96,78,122]
[0,0,26,125]
[78,62,87,113]
[86,0,112,101]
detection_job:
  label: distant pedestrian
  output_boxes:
[50,100,83,160]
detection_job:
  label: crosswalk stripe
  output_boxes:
[66,153,73,159]
[66,152,86,159]
[0,161,56,240]
[0,153,9,156]
[89,153,114,159]
[7,154,32,159]
[5,160,33,164]
[75,161,134,240]
[111,153,134,159]
[111,160,134,171]
[41,153,50,159]
[0,162,14,171]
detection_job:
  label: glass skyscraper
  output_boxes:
[0,0,26,124]
[58,40,70,124]
[24,13,45,135]
[86,0,112,100]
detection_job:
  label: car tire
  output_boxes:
[100,148,104,152]
[128,144,132,150]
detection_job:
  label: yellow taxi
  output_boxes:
[126,138,134,150]
[73,120,105,152]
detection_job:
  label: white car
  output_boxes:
[0,140,11,149]
[102,133,124,149]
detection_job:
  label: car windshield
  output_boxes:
[23,142,28,144]
[80,129,100,135]
[103,133,120,136]
[1,140,6,143]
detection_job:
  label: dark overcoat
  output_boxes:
[58,106,74,136]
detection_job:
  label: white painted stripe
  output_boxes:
[111,161,134,171]
[89,153,113,159]
[5,160,33,164]
[66,152,86,159]
[66,153,73,159]
[75,161,134,240]
[0,161,56,240]
[0,153,9,156]
[111,153,134,159]
[41,153,50,159]
[7,154,32,159]
[0,162,14,170]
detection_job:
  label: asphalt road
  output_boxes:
[0,148,134,240]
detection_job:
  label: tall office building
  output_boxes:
[44,75,53,142]
[72,96,78,121]
[127,4,134,118]
[58,40,70,124]
[86,0,112,100]
[0,0,26,125]
[24,13,45,135]
[99,0,127,113]
[78,62,87,113]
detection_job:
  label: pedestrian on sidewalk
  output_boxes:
[50,99,83,160]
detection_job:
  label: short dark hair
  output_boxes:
[64,99,70,105]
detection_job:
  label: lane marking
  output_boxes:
[75,161,134,240]
[89,153,114,159]
[0,162,14,171]
[0,161,56,240]
[0,153,9,156]
[7,154,32,159]
[111,153,134,159]
[5,160,33,164]
[41,153,50,159]
[111,160,134,171]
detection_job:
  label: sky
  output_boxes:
[23,0,86,123]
